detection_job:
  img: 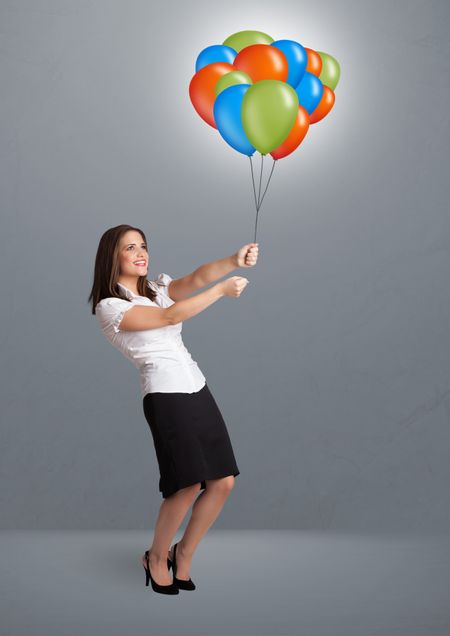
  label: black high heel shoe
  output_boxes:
[143,550,179,595]
[168,542,196,591]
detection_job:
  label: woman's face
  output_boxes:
[118,230,149,277]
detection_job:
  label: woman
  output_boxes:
[88,224,258,595]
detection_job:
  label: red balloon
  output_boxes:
[189,62,235,128]
[233,44,288,83]
[270,106,310,160]
[304,48,322,76]
[309,86,335,123]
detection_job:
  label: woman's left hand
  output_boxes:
[234,243,259,268]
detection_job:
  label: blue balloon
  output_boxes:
[213,84,255,156]
[294,72,324,114]
[270,39,307,88]
[195,44,237,72]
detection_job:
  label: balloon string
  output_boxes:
[250,154,276,243]
[249,155,258,211]
[253,200,260,243]
[257,153,264,208]
[257,158,276,212]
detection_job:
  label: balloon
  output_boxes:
[223,30,273,52]
[309,85,335,123]
[295,71,323,114]
[189,62,235,128]
[195,44,237,72]
[270,106,310,159]
[317,51,340,91]
[213,84,256,156]
[234,44,288,83]
[215,71,253,96]
[242,80,299,154]
[270,39,307,88]
[304,48,322,76]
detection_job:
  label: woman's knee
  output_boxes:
[205,475,236,494]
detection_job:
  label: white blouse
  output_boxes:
[95,273,206,397]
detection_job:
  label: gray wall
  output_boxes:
[1,0,449,531]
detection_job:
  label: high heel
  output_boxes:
[143,550,179,595]
[168,542,196,591]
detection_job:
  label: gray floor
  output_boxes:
[1,530,450,636]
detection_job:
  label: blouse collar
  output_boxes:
[117,280,154,299]
[116,282,136,299]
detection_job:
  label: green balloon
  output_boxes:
[222,30,273,52]
[317,52,341,91]
[215,71,253,96]
[241,80,299,155]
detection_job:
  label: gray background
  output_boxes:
[1,0,449,532]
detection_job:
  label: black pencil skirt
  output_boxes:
[142,382,240,499]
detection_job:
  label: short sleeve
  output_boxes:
[153,272,173,297]
[95,297,135,334]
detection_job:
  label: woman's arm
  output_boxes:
[194,254,238,285]
[116,277,249,332]
[169,243,258,301]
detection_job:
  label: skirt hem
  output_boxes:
[161,470,240,499]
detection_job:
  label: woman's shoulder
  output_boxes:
[96,296,133,309]
[95,297,135,325]
[150,272,173,287]
[149,273,173,300]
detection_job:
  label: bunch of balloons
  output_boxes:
[189,29,341,242]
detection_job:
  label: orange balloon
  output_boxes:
[233,44,288,83]
[304,48,322,76]
[270,106,310,160]
[189,62,235,128]
[309,85,335,124]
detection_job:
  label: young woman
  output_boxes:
[88,224,258,595]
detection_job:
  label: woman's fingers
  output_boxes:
[245,245,259,265]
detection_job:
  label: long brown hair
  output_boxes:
[88,224,158,314]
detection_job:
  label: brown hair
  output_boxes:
[88,224,158,314]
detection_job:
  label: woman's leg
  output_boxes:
[169,475,235,580]
[142,482,202,585]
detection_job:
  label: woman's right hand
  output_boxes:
[218,276,250,297]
